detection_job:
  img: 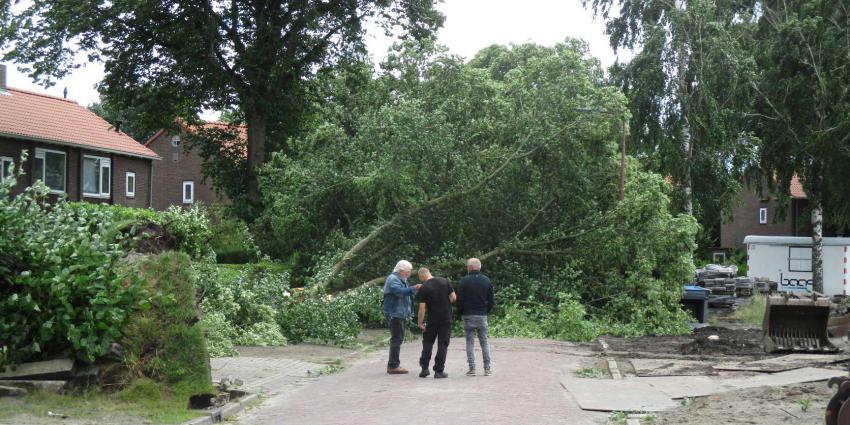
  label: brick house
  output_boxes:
[144,120,245,210]
[720,176,811,251]
[0,64,159,206]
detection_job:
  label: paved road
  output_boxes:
[234,338,608,425]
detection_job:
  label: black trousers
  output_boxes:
[419,321,451,373]
[387,317,405,369]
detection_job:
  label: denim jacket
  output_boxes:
[383,272,415,319]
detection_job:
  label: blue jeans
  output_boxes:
[463,315,491,370]
[387,317,405,369]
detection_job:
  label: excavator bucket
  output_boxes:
[762,295,837,353]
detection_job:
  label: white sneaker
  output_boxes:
[484,368,492,376]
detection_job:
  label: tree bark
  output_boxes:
[245,106,267,208]
[682,118,693,216]
[811,201,824,294]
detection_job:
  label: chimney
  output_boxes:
[0,64,6,92]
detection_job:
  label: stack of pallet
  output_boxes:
[695,264,739,296]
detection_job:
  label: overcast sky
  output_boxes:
[4,0,627,119]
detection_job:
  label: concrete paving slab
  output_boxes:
[0,359,73,380]
[211,356,324,394]
[560,378,679,412]
[630,358,717,377]
[633,366,841,399]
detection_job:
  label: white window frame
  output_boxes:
[82,155,111,198]
[125,172,136,198]
[0,156,13,182]
[182,180,194,204]
[34,148,66,193]
[789,246,813,272]
[712,252,727,263]
[759,207,768,224]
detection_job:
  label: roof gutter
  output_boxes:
[0,131,162,161]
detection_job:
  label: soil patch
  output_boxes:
[680,326,765,356]
[603,326,767,358]
[649,381,833,425]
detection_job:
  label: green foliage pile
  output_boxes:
[117,253,212,395]
[0,175,140,367]
[194,263,288,356]
[207,207,260,264]
[68,203,215,261]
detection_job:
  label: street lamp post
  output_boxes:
[576,107,627,201]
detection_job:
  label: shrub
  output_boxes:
[66,202,214,261]
[159,206,214,261]
[207,207,260,264]
[0,174,140,367]
[276,294,361,344]
[194,263,289,354]
[336,285,385,328]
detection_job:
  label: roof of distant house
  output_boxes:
[0,87,159,159]
[144,119,247,157]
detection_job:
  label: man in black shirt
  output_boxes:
[416,267,456,379]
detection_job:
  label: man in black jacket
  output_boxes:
[416,268,456,379]
[456,258,494,376]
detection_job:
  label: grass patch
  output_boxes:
[732,295,767,327]
[0,382,201,424]
[575,367,609,379]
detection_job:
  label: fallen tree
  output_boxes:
[254,40,698,334]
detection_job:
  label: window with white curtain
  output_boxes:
[0,156,12,182]
[126,172,136,198]
[34,148,66,193]
[83,155,111,197]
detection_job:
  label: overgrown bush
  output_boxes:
[117,252,212,395]
[194,263,288,356]
[276,294,362,344]
[0,171,140,367]
[67,202,215,261]
[208,207,260,264]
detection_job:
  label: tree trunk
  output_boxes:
[682,119,693,216]
[245,107,267,208]
[811,201,824,294]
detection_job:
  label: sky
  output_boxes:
[4,0,627,119]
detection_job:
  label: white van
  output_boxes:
[744,235,850,296]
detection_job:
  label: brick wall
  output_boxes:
[0,136,153,207]
[147,129,225,210]
[721,186,796,250]
[112,154,152,208]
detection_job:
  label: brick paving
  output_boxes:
[233,338,608,425]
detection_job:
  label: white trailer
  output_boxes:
[744,236,850,296]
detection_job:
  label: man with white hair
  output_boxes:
[383,260,421,374]
[456,257,495,376]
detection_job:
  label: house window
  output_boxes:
[789,246,812,272]
[182,181,194,204]
[125,172,136,198]
[759,208,768,224]
[171,135,181,147]
[34,148,66,193]
[0,156,12,182]
[712,252,727,263]
[83,155,111,198]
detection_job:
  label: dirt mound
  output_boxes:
[130,222,179,254]
[679,326,764,356]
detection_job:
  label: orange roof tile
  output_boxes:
[145,119,247,158]
[0,87,158,159]
[790,174,807,199]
